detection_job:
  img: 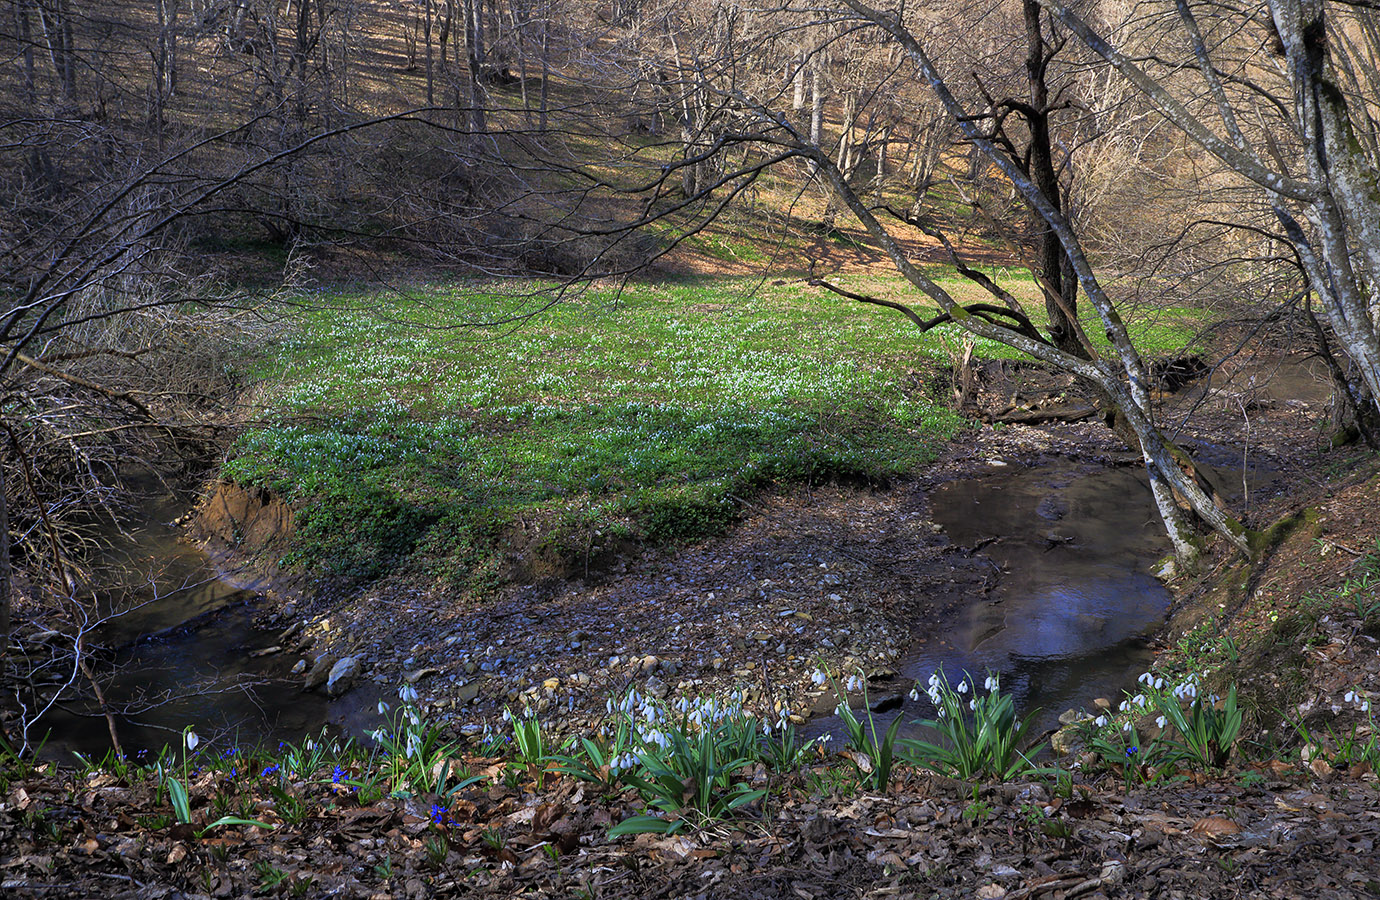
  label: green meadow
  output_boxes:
[223,272,1200,586]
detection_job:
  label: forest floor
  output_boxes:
[5,337,1380,899]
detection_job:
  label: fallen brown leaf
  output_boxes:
[1190,816,1241,843]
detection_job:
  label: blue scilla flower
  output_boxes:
[332,765,347,784]
[1126,746,1138,757]
[261,764,280,778]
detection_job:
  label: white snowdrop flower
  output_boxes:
[1154,678,1164,690]
[1094,716,1108,728]
[1118,700,1130,713]
[969,699,978,711]
[845,674,864,692]
[407,710,421,727]
[984,675,999,692]
[502,708,513,722]
[957,681,968,694]
[763,722,772,736]
[928,673,940,688]
[1156,716,1167,729]
[1364,701,1372,713]
[1139,672,1153,685]
[811,669,828,686]
[1122,721,1133,733]
[185,730,200,752]
[378,700,391,715]
[399,684,419,704]
[606,698,615,715]
[937,707,948,719]
[1133,694,1146,707]
[909,687,920,702]
[1345,691,1356,704]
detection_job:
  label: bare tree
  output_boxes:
[616,0,1255,564]
[1043,0,1380,432]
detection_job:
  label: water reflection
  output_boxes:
[38,486,334,759]
[807,461,1173,741]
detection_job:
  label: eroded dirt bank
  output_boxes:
[207,420,1167,744]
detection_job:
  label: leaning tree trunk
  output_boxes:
[0,437,14,755]
[819,0,1258,566]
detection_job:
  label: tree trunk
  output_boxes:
[228,0,250,51]
[425,0,435,105]
[0,443,11,697]
[538,11,548,131]
[1022,0,1083,359]
[16,0,36,104]
[37,0,76,102]
[839,92,857,179]
[809,60,824,148]
[793,50,806,112]
[0,438,13,755]
[463,0,485,131]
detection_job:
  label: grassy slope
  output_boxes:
[224,276,972,584]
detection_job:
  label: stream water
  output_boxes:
[879,461,1173,739]
[38,488,336,759]
[42,455,1219,758]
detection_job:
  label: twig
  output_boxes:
[12,350,157,422]
[1064,876,1108,898]
[1006,873,1091,899]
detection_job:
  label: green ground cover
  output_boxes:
[223,276,969,585]
[826,270,1205,360]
